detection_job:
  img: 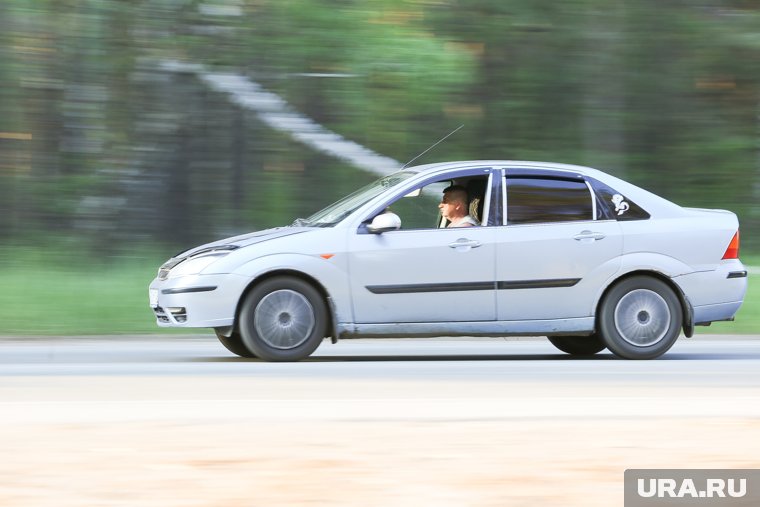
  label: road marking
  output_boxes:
[3,396,760,424]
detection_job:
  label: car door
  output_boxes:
[495,174,623,322]
[347,170,498,324]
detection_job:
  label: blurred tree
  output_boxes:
[2,0,760,254]
[0,0,12,238]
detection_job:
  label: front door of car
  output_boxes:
[347,226,497,323]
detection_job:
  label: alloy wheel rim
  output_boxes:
[614,289,671,347]
[254,290,315,350]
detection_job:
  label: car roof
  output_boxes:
[406,160,605,178]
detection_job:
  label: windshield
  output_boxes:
[299,171,416,227]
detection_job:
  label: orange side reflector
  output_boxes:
[722,231,740,260]
[320,254,335,260]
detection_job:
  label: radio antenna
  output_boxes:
[402,124,464,169]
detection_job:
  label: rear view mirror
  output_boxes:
[366,212,401,234]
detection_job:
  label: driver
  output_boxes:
[439,185,479,228]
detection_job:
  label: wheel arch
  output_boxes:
[595,270,694,338]
[232,269,337,343]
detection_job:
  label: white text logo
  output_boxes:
[637,478,747,499]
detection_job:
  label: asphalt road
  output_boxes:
[2,335,760,422]
[2,335,759,507]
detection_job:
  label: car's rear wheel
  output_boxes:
[214,329,257,358]
[548,335,606,356]
[598,276,682,359]
[239,276,327,362]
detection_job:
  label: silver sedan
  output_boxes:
[149,161,748,361]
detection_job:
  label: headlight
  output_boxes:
[168,253,229,278]
[158,245,239,280]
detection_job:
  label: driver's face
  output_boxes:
[438,194,460,220]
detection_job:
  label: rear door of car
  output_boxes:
[495,170,623,322]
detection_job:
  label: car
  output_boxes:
[148,160,748,361]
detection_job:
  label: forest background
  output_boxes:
[1,0,758,334]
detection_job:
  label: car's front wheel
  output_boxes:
[548,335,606,356]
[598,276,682,360]
[214,329,257,358]
[239,276,328,362]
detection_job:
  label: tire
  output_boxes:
[548,335,606,356]
[239,276,327,362]
[214,329,257,358]
[598,276,682,360]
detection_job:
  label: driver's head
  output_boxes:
[439,185,468,220]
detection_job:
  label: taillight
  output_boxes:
[722,231,740,260]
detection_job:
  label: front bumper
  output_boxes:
[148,273,250,328]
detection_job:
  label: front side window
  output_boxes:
[387,174,491,230]
[387,180,453,229]
[506,177,593,225]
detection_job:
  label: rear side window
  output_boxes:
[591,180,651,221]
[506,178,593,225]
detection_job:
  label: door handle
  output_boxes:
[573,230,606,241]
[448,238,482,249]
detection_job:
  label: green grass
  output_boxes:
[0,249,187,336]
[0,249,757,336]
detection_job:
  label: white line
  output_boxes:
[3,397,760,424]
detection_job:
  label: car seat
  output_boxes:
[466,179,487,224]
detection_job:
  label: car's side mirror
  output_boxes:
[366,212,401,234]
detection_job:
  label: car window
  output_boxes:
[590,179,651,221]
[381,175,491,230]
[506,177,593,225]
[303,171,416,227]
[388,180,452,229]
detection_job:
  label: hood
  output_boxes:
[174,227,314,259]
